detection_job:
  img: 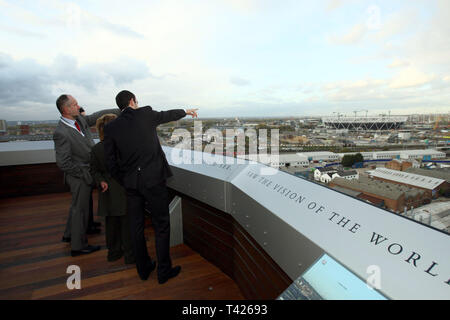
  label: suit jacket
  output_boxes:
[90,141,127,217]
[104,106,186,190]
[53,109,120,185]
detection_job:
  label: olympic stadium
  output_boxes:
[321,116,408,130]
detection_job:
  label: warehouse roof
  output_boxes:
[332,176,403,200]
[237,153,308,164]
[336,170,358,177]
[332,176,425,200]
[331,185,362,198]
[399,149,444,156]
[317,167,338,173]
[370,168,445,190]
[276,154,309,162]
[405,167,450,183]
[297,151,338,157]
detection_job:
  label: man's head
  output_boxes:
[96,113,118,141]
[56,94,80,119]
[115,90,138,110]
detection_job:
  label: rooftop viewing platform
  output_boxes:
[1,1,450,307]
[1,142,449,300]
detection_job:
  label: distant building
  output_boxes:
[399,149,445,161]
[314,168,358,184]
[331,185,362,198]
[368,168,447,199]
[398,132,411,140]
[314,167,338,181]
[238,153,309,168]
[19,125,30,135]
[333,170,359,180]
[321,116,407,130]
[336,149,446,162]
[337,152,374,161]
[298,151,339,162]
[372,151,401,160]
[0,120,6,136]
[405,167,450,184]
[410,201,450,233]
[330,176,431,212]
[385,159,419,171]
[320,173,333,184]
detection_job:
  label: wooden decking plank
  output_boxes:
[0,192,244,300]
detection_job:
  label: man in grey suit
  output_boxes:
[53,94,120,256]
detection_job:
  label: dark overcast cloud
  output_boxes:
[0,53,54,105]
[0,52,151,107]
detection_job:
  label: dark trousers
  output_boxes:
[105,215,134,262]
[126,180,172,278]
[64,175,91,250]
[88,192,94,229]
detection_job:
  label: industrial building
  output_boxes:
[297,151,339,162]
[271,154,309,168]
[399,149,445,160]
[368,168,447,199]
[405,167,450,183]
[329,176,430,212]
[238,153,309,168]
[385,159,420,171]
[410,201,450,233]
[372,151,402,160]
[337,152,374,160]
[337,149,445,161]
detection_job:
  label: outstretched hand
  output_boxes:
[185,108,199,118]
[100,181,108,193]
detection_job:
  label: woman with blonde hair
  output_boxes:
[90,114,134,263]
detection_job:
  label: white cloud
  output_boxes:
[0,23,45,38]
[1,0,449,119]
[328,23,367,45]
[389,67,435,89]
[388,59,410,69]
[325,0,357,12]
[372,9,417,41]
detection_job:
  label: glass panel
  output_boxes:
[277,254,388,300]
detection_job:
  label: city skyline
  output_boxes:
[1,0,450,120]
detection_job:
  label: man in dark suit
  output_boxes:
[53,94,120,256]
[104,90,198,283]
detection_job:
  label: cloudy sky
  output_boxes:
[0,0,449,120]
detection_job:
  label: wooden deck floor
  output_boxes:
[0,192,244,300]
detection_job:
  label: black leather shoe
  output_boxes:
[158,266,181,284]
[71,245,101,257]
[86,228,101,235]
[139,260,156,281]
[62,236,71,243]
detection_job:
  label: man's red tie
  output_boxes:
[75,121,81,133]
